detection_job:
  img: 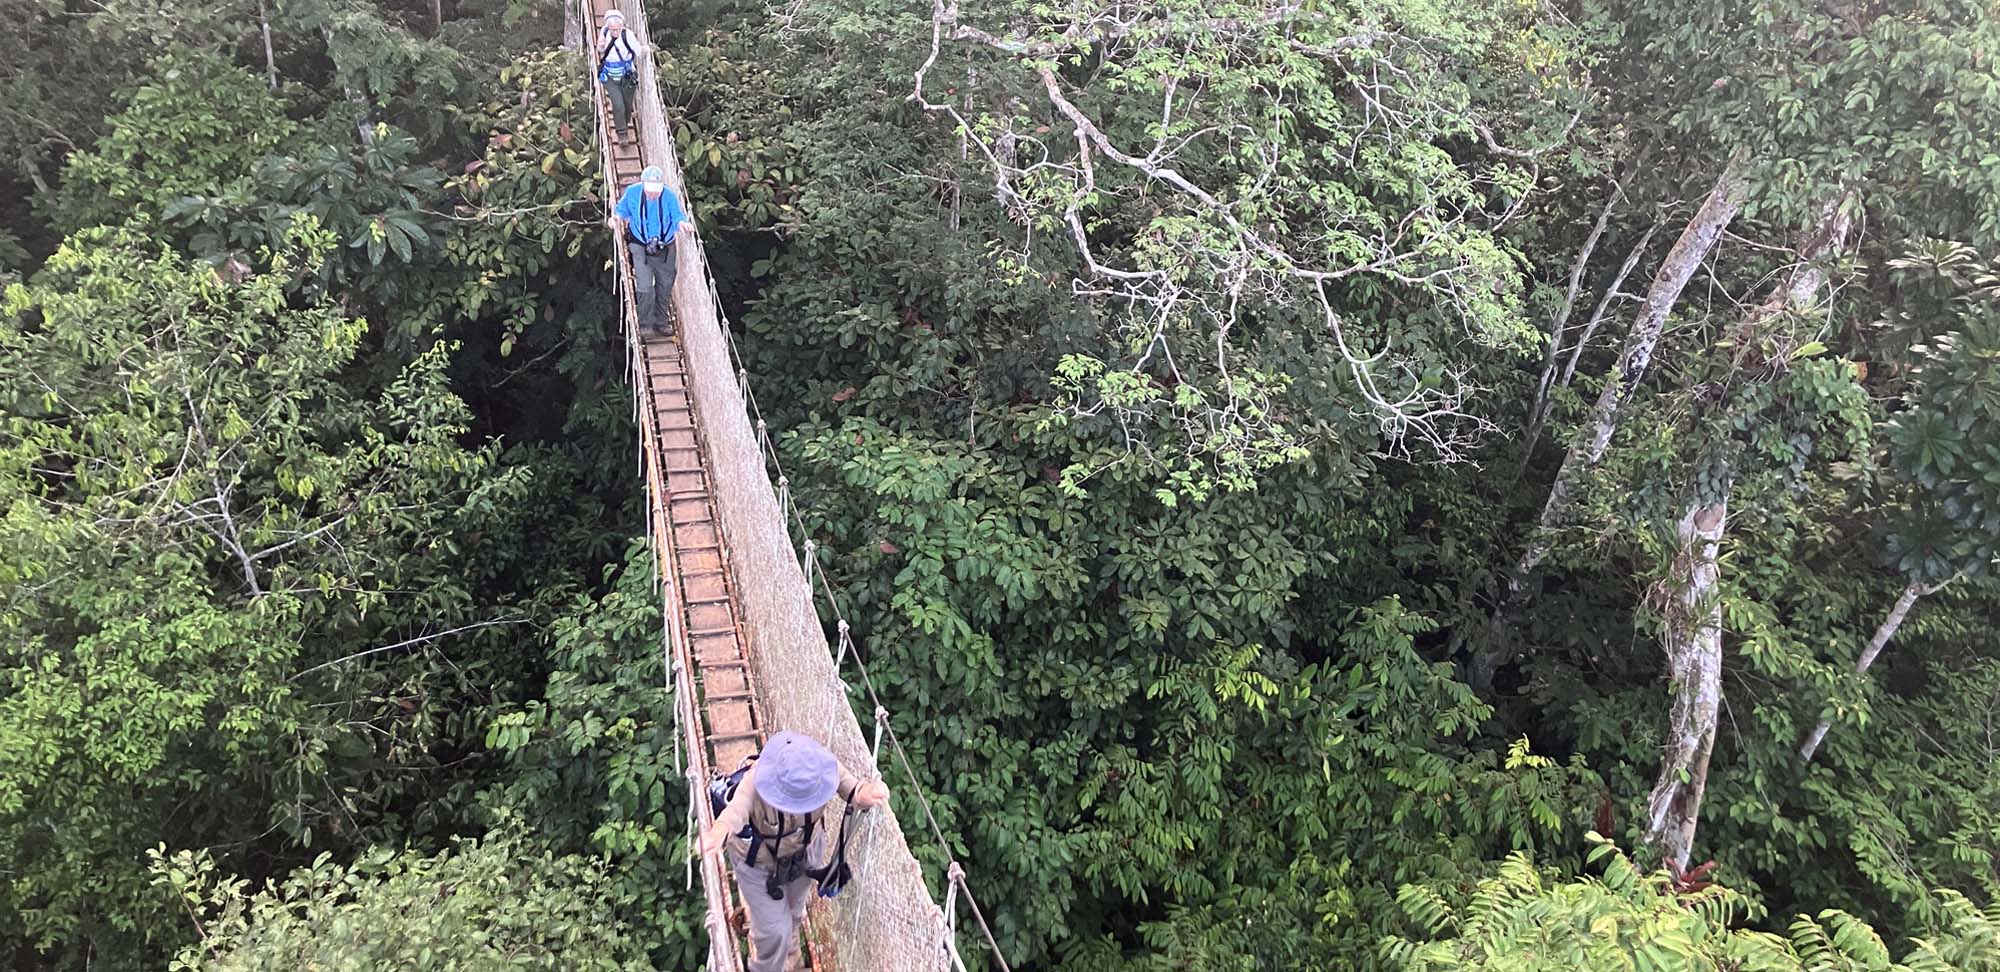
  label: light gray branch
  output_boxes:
[288,618,532,682]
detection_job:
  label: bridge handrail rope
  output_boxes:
[665,111,1013,967]
[581,3,1012,969]
[683,196,1015,972]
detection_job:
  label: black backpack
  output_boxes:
[707,754,856,900]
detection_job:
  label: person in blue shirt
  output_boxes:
[595,10,645,144]
[609,166,687,334]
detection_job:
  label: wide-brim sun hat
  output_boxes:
[757,731,839,814]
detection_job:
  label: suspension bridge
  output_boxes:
[579,1,1007,969]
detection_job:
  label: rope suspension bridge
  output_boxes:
[579,1,1011,969]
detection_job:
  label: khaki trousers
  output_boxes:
[732,856,815,972]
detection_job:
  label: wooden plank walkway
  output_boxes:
[636,337,763,776]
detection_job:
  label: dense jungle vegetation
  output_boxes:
[4,0,2000,969]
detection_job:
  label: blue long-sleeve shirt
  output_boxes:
[616,183,686,245]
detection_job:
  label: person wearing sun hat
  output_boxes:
[701,731,889,972]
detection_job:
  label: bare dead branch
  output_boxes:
[287,618,532,683]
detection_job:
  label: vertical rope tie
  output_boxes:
[634,368,645,475]
[835,618,852,667]
[776,475,791,541]
[943,862,964,924]
[669,654,685,775]
[801,537,818,591]
[871,705,890,766]
[942,862,970,972]
[683,773,699,891]
[868,704,892,772]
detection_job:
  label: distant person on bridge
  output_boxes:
[595,9,644,144]
[701,731,889,972]
[608,165,686,334]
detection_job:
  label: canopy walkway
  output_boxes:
[578,2,1001,970]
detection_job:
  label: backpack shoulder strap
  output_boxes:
[745,809,773,867]
[600,29,632,64]
[809,803,855,894]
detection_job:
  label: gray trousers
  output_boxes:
[733,856,814,972]
[627,239,678,331]
[606,74,636,138]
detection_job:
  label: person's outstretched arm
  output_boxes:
[608,187,635,232]
[666,189,689,240]
[839,765,889,809]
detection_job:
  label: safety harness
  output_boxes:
[598,30,637,81]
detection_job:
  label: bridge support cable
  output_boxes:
[582,1,1011,969]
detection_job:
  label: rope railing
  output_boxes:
[673,178,1016,972]
[582,1,1014,968]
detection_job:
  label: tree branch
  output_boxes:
[1521,173,1633,464]
[1473,110,1581,159]
[247,516,351,563]
[288,619,532,683]
[1797,573,1959,765]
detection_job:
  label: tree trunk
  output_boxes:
[1519,178,1626,473]
[1641,193,1854,865]
[564,0,583,49]
[432,0,444,37]
[1643,498,1727,869]
[257,0,279,90]
[1797,579,1944,764]
[1558,224,1660,396]
[1527,159,1751,559]
[1470,161,1749,694]
[346,85,376,148]
[320,27,376,149]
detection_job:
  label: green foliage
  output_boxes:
[55,52,455,308]
[151,828,654,971]
[1386,838,2000,972]
[688,0,2000,964]
[1605,0,2000,233]
[777,386,1598,964]
[660,52,807,233]
[1874,244,2000,583]
[442,48,605,353]
[939,0,1592,482]
[479,544,707,970]
[0,223,529,966]
[56,55,300,233]
[164,131,446,281]
[3,5,635,970]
